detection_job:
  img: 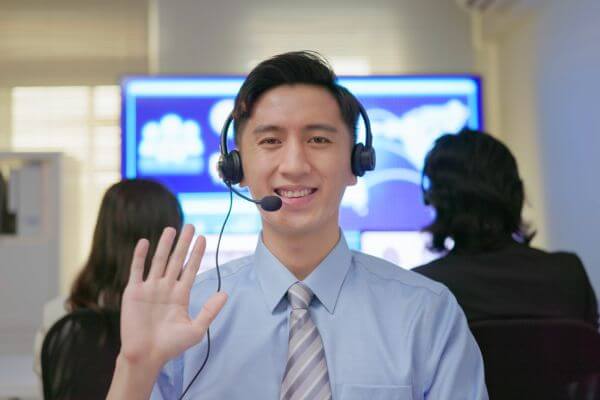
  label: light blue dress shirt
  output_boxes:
[151,234,488,399]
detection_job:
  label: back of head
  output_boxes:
[422,129,534,252]
[232,50,359,145]
[68,179,183,311]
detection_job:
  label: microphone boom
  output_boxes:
[228,186,282,212]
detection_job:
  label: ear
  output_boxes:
[238,149,248,188]
[346,173,358,187]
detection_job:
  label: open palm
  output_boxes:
[119,225,227,368]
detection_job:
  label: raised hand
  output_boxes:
[107,224,227,400]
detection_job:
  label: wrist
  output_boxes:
[107,354,163,400]
[116,352,164,376]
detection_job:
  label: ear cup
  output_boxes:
[361,146,376,174]
[218,149,244,184]
[351,143,376,177]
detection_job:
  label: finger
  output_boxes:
[165,224,195,282]
[180,235,206,291]
[192,292,228,333]
[128,239,149,284]
[147,227,177,280]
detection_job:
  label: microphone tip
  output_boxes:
[260,196,282,212]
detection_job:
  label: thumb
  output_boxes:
[192,292,228,333]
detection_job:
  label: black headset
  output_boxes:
[217,97,376,184]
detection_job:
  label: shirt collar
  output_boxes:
[254,232,353,315]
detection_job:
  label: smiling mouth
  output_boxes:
[275,188,317,199]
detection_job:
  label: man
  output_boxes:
[108,51,487,399]
[414,130,598,327]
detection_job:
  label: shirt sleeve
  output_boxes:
[416,287,488,399]
[150,355,184,400]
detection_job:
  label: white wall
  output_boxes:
[0,153,61,354]
[495,12,547,247]
[535,0,600,294]
[486,0,600,296]
[0,89,10,149]
[1,0,149,294]
[0,0,148,86]
[155,0,475,74]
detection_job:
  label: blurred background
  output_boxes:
[0,0,598,398]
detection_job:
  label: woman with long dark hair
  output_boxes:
[67,179,183,312]
[34,179,182,392]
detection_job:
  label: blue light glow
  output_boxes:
[121,74,483,245]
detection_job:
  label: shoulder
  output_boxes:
[351,250,450,299]
[189,255,254,301]
[43,295,68,329]
[195,255,254,283]
[522,245,588,274]
[412,254,454,276]
[543,249,592,284]
[544,248,585,265]
[351,252,466,336]
[501,242,581,263]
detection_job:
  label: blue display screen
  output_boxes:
[121,75,482,246]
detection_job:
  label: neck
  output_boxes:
[261,223,340,280]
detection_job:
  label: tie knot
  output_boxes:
[287,282,313,310]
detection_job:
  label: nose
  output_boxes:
[278,138,311,177]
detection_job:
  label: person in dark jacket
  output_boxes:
[414,129,598,329]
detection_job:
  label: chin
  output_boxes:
[264,212,336,238]
[271,220,318,237]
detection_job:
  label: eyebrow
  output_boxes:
[252,124,283,134]
[304,123,338,133]
[251,123,339,135]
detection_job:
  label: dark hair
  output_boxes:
[422,129,535,252]
[67,179,183,312]
[232,50,359,145]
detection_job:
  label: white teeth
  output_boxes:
[279,189,313,198]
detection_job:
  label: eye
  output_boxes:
[308,136,332,144]
[258,137,281,145]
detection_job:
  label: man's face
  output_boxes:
[239,84,357,237]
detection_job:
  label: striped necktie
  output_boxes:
[280,282,332,400]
